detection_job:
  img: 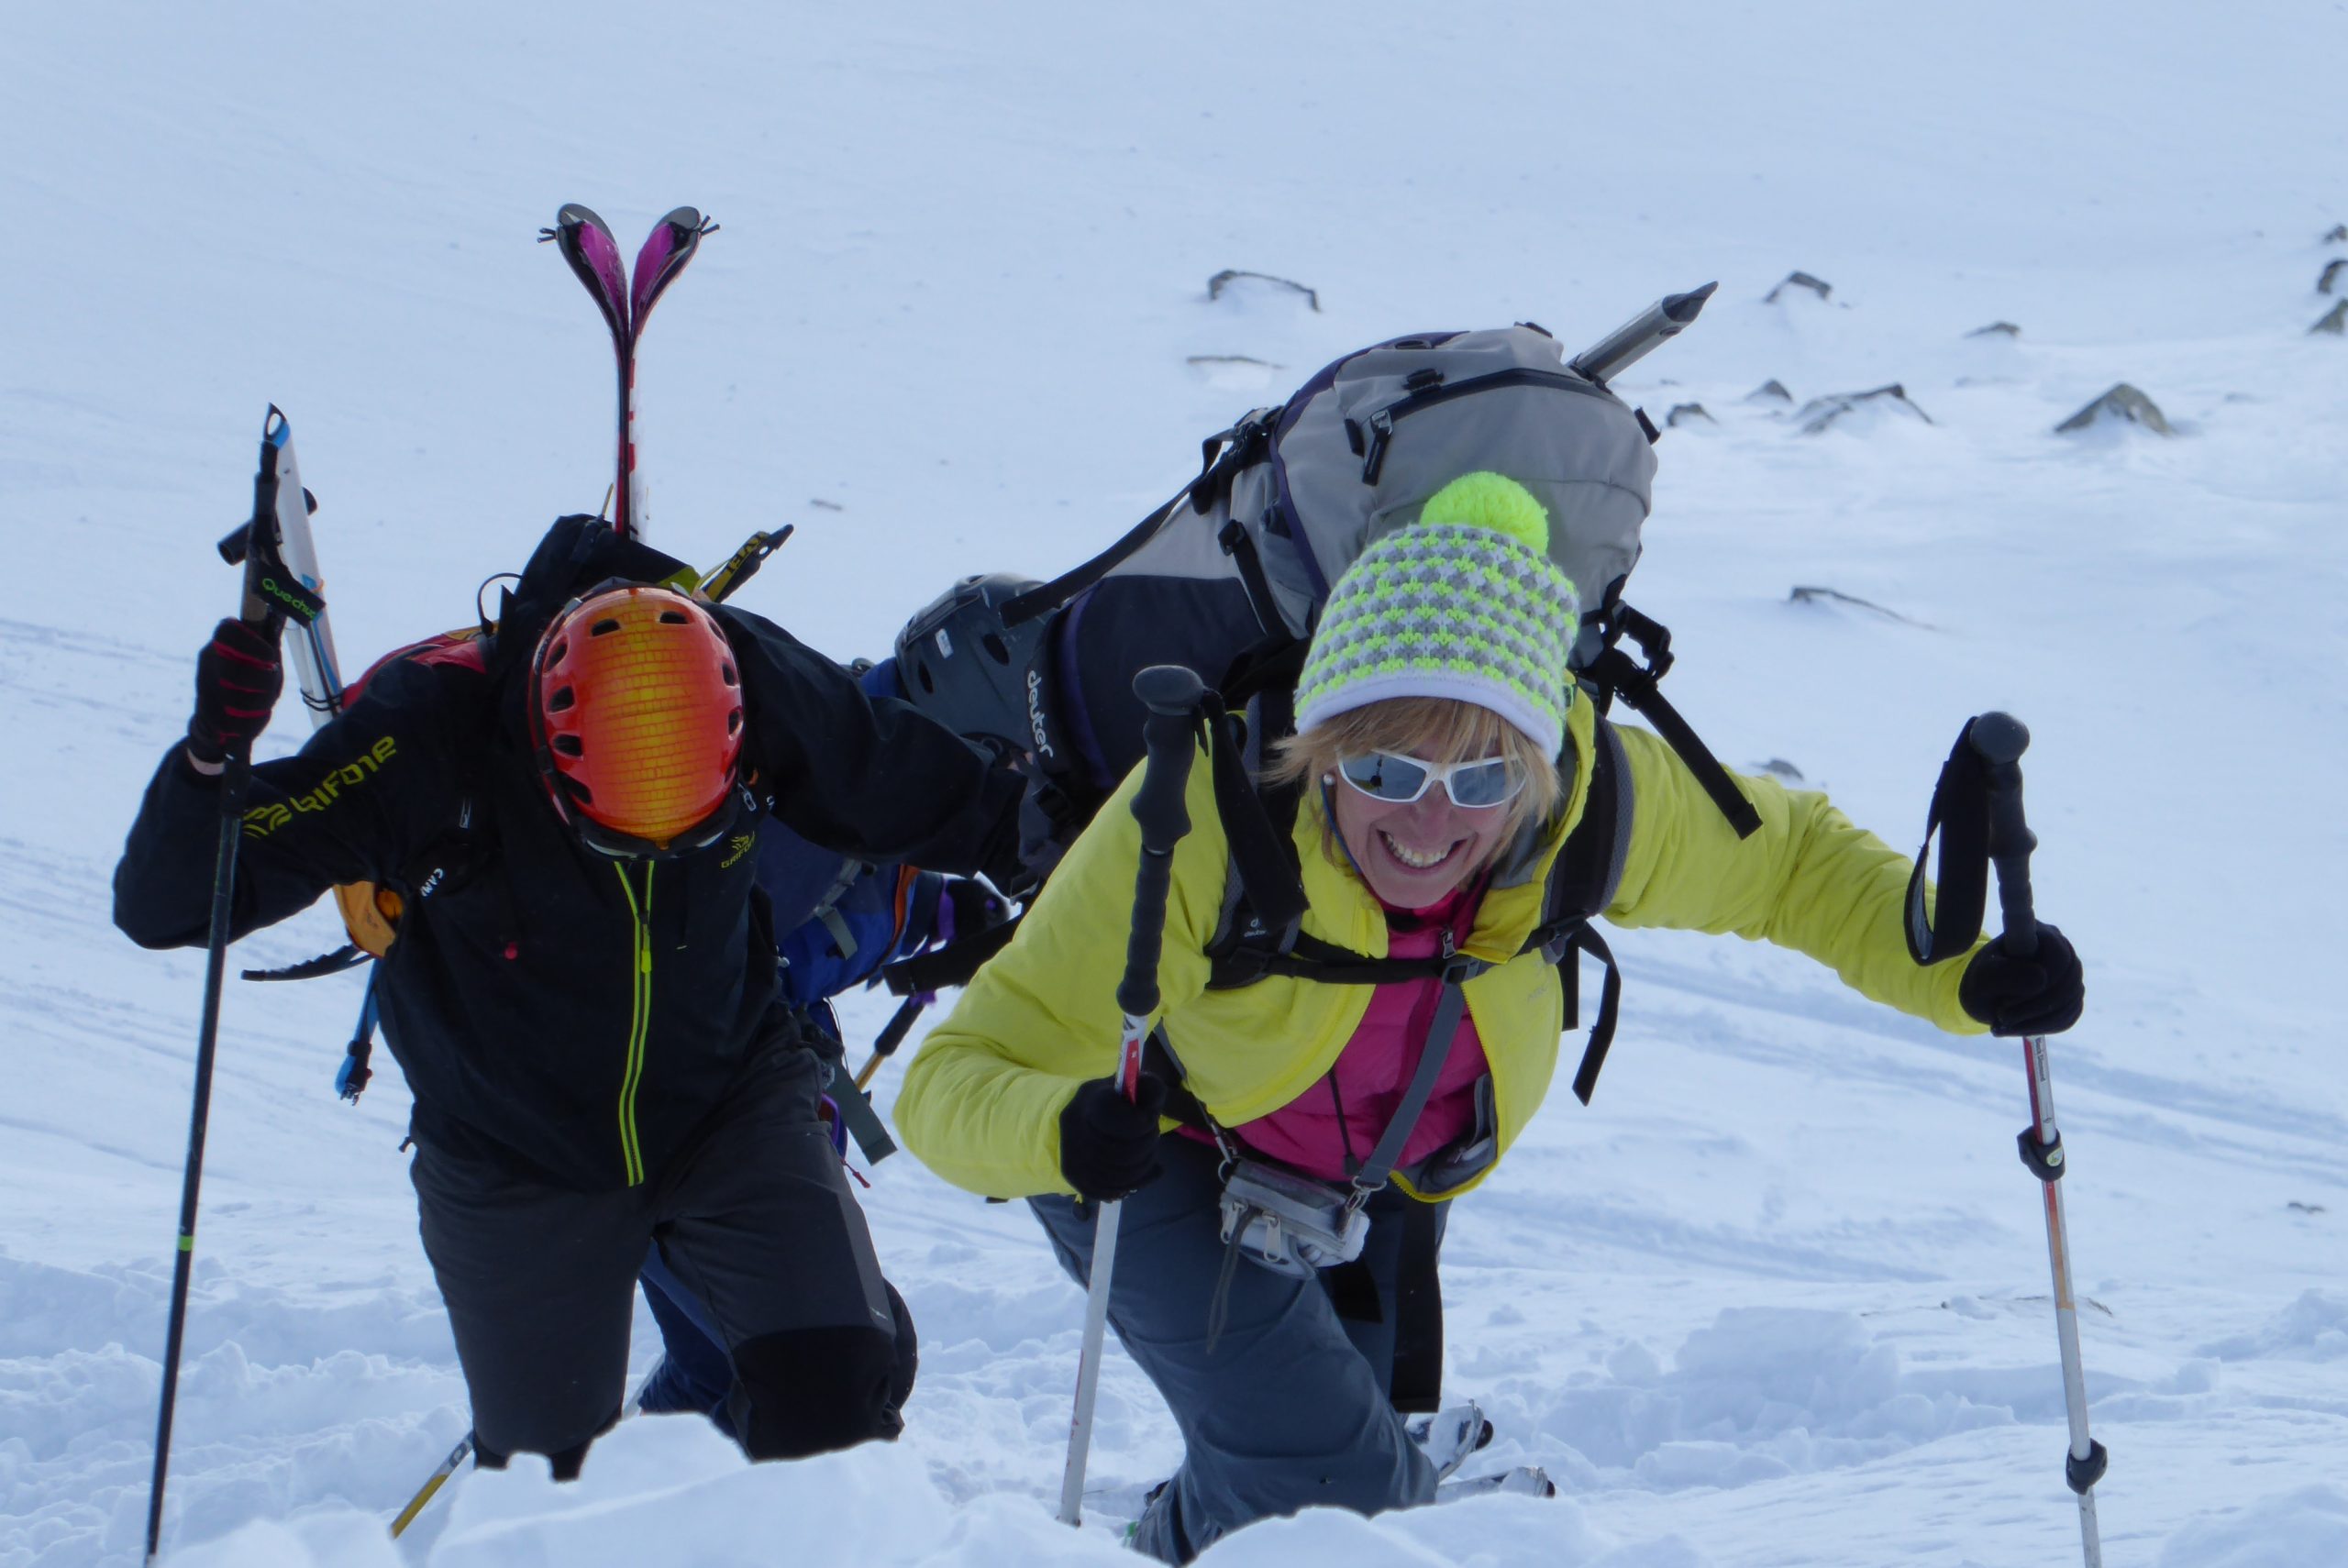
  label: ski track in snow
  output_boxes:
[6,1,2346,1563]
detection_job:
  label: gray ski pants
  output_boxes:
[1030,1137,1445,1563]
[410,1046,900,1471]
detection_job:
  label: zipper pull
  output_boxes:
[1440,927,1456,960]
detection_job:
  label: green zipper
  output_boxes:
[611,862,656,1186]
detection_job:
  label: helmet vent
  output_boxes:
[981,632,1011,665]
[722,662,738,688]
[727,711,743,735]
[591,617,623,636]
[552,734,584,757]
[547,687,576,712]
[659,609,690,625]
[915,663,936,694]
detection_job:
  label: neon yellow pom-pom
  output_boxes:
[1419,471,1550,553]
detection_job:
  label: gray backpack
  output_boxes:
[987,296,1762,839]
[1081,324,1653,664]
[883,293,1760,1113]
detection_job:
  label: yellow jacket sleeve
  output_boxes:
[894,745,1224,1198]
[1606,724,1987,1034]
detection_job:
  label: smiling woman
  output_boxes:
[894,469,2081,1564]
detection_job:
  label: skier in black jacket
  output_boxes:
[114,515,1025,1477]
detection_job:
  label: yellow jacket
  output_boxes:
[895,696,1986,1201]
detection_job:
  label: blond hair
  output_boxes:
[1267,694,1567,850]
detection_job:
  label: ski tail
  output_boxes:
[260,405,349,725]
[630,207,714,328]
[546,204,632,350]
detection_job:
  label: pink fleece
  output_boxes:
[1217,881,1490,1183]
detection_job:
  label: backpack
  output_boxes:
[888,305,1763,1104]
[935,318,1760,861]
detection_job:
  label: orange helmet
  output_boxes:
[527,584,745,856]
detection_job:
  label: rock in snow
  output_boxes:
[1793,383,1933,434]
[1764,271,1833,304]
[2055,382,2173,435]
[1205,270,1321,313]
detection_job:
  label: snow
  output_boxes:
[5,1,2344,1563]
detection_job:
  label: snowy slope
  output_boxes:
[5,2,2345,1563]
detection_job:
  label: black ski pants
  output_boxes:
[409,1046,900,1473]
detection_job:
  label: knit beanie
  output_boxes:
[1291,471,1580,757]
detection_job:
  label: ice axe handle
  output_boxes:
[1567,281,1719,386]
[1966,712,2040,960]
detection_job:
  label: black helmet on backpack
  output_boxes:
[894,573,1062,764]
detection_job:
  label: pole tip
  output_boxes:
[1662,282,1720,323]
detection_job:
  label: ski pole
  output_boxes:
[146,411,325,1564]
[854,991,933,1093]
[389,1363,664,1540]
[1968,712,2106,1568]
[1058,664,1205,1528]
[388,1431,474,1539]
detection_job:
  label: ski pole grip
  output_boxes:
[1117,666,1206,1020]
[1966,712,2041,959]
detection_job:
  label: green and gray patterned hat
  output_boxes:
[1292,471,1580,757]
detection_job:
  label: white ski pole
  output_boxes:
[1058,666,1203,1527]
[1969,713,2106,1568]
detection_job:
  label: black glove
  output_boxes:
[1959,923,2085,1037]
[1058,1074,1168,1202]
[186,617,284,767]
[936,877,1009,946]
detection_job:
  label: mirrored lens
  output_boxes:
[1445,758,1522,808]
[1338,752,1433,802]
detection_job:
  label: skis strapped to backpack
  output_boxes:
[540,203,716,545]
[239,204,785,1102]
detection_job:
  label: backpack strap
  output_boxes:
[1528,716,1636,1104]
[1001,411,1281,629]
[806,856,874,962]
[1585,605,1761,839]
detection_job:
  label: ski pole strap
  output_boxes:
[1903,717,1996,965]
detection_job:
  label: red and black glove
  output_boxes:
[1959,923,2085,1037]
[185,617,284,767]
[1058,1074,1167,1202]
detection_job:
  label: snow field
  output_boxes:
[6,1,2346,1563]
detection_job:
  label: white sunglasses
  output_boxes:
[1335,750,1526,810]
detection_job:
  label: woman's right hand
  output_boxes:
[1058,1075,1168,1201]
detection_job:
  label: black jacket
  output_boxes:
[114,597,1024,1191]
